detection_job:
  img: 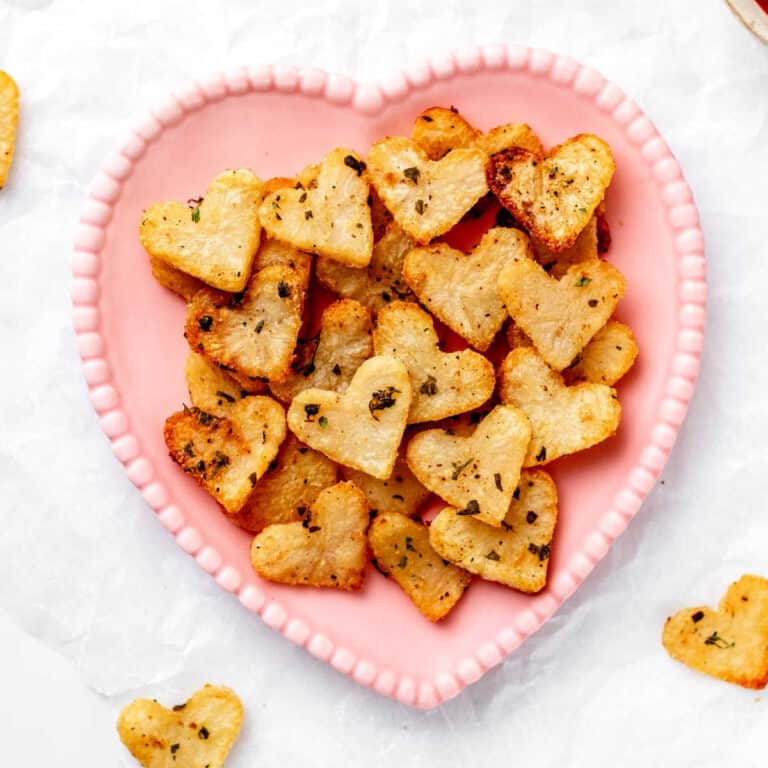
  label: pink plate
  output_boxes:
[73,46,706,709]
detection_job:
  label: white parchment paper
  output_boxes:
[1,0,768,764]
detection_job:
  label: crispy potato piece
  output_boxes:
[270,299,372,403]
[487,134,615,252]
[532,216,599,279]
[369,513,471,621]
[117,684,243,768]
[498,255,626,371]
[164,397,285,514]
[498,347,621,466]
[250,481,369,590]
[150,255,205,300]
[369,186,394,241]
[372,301,494,423]
[0,71,19,190]
[404,226,529,351]
[262,176,297,195]
[259,147,373,267]
[406,405,531,527]
[429,469,557,593]
[185,264,304,383]
[287,355,412,480]
[475,122,543,156]
[232,434,338,533]
[411,106,479,160]
[185,351,255,417]
[253,236,312,292]
[366,137,487,244]
[316,222,416,313]
[596,200,611,253]
[139,169,264,292]
[662,575,768,689]
[341,455,430,518]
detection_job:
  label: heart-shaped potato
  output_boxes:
[287,355,412,480]
[530,215,599,279]
[662,575,768,689]
[139,169,264,292]
[164,396,285,514]
[429,469,557,593]
[185,351,261,418]
[259,148,373,267]
[185,264,305,383]
[250,481,369,590]
[487,134,615,253]
[270,299,372,403]
[341,454,430,518]
[404,226,529,351]
[0,71,19,190]
[252,236,313,293]
[316,222,416,313]
[232,434,338,533]
[499,347,621,466]
[372,301,494,422]
[497,254,626,371]
[406,405,532,527]
[150,255,204,300]
[366,136,488,244]
[369,512,471,621]
[117,684,243,768]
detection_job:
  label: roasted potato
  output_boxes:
[0,71,19,190]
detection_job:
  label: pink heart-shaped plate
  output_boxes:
[72,46,706,709]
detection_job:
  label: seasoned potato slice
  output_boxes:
[487,134,615,252]
[232,434,338,533]
[475,122,543,156]
[270,299,372,403]
[499,347,621,466]
[139,169,264,292]
[341,455,430,518]
[497,254,625,371]
[531,216,599,279]
[316,222,416,313]
[366,137,487,244]
[185,264,304,383]
[372,301,494,422]
[662,575,768,689]
[185,351,256,417]
[287,355,412,480]
[253,236,312,292]
[404,226,530,351]
[163,397,285,514]
[150,255,204,300]
[250,481,369,590]
[369,513,471,621]
[117,684,243,768]
[429,469,557,593]
[259,147,373,267]
[0,71,19,189]
[406,405,531,527]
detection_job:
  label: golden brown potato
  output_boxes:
[117,684,243,768]
[163,397,285,514]
[498,347,621,467]
[150,256,205,300]
[531,216,599,279]
[475,122,543,156]
[662,575,768,689]
[406,405,532,527]
[429,469,557,593]
[487,134,615,253]
[250,481,369,590]
[185,351,255,417]
[287,356,412,480]
[139,169,264,292]
[369,513,471,621]
[0,71,19,190]
[252,236,312,293]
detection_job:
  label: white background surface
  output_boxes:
[1,0,767,764]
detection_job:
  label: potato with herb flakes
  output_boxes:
[139,169,264,292]
[185,264,304,383]
[164,397,285,514]
[185,351,257,417]
[0,71,19,190]
[430,469,557,593]
[366,136,487,244]
[499,347,621,467]
[372,301,494,423]
[406,405,531,527]
[252,236,313,292]
[250,481,369,590]
[341,455,430,518]
[369,513,471,621]
[487,134,615,253]
[530,215,599,279]
[118,684,243,768]
[287,355,412,480]
[475,122,543,157]
[497,254,625,371]
[316,222,416,313]
[259,147,373,267]
[662,575,768,690]
[404,226,530,351]
[270,299,373,403]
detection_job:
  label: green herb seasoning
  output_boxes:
[457,500,481,516]
[419,375,438,396]
[368,387,400,420]
[304,404,320,418]
[691,611,704,623]
[414,199,425,215]
[277,281,291,298]
[318,416,329,428]
[704,631,735,649]
[215,390,235,403]
[575,276,592,287]
[344,155,366,176]
[198,726,210,740]
[526,511,538,524]
[403,166,420,183]
[494,473,503,492]
[405,536,416,552]
[451,457,474,480]
[398,555,408,569]
[255,319,265,334]
[198,315,213,331]
[535,446,547,462]
[485,550,501,561]
[191,206,200,223]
